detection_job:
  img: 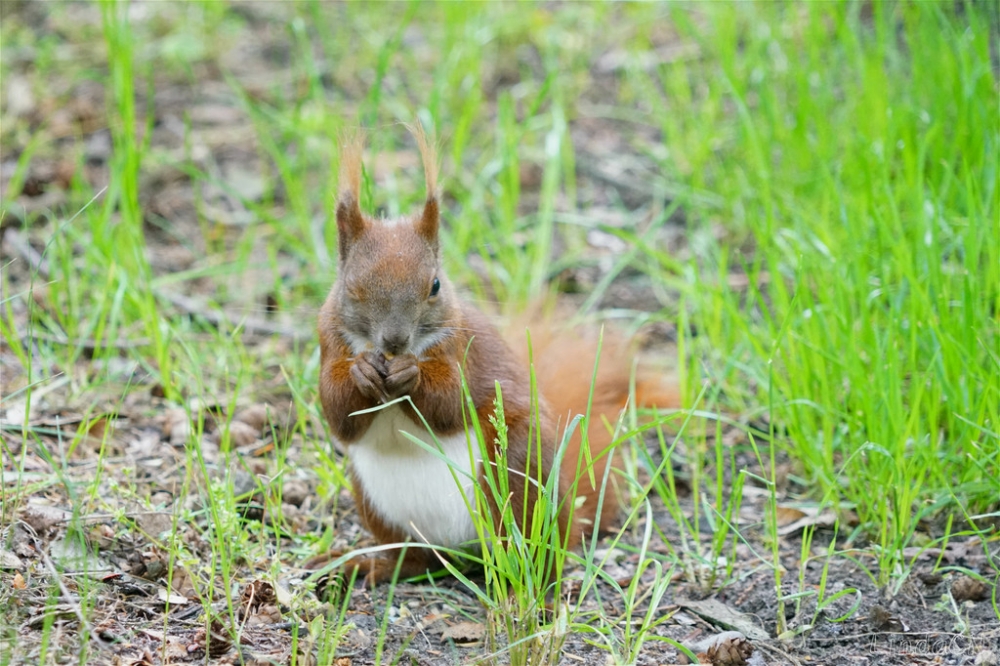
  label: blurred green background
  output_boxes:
[2,0,998,585]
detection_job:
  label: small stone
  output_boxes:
[232,404,271,432]
[951,575,989,603]
[975,649,998,666]
[163,408,191,447]
[282,479,310,507]
[224,421,259,448]
[869,605,908,633]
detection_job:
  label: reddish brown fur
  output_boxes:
[312,127,678,584]
[504,315,680,541]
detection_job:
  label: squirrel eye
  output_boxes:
[429,277,441,298]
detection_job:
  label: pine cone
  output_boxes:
[704,634,754,666]
[240,579,276,615]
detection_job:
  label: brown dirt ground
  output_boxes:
[2,4,998,665]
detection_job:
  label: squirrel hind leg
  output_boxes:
[304,548,436,587]
[560,428,630,545]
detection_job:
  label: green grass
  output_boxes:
[1,1,997,663]
[651,2,1000,585]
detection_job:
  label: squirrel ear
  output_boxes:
[406,121,440,246]
[336,130,367,261]
[416,195,439,246]
[336,193,366,261]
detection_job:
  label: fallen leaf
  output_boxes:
[774,506,806,527]
[50,534,109,573]
[676,598,769,641]
[274,580,293,606]
[902,537,982,563]
[776,509,838,537]
[21,503,72,532]
[83,414,115,441]
[158,588,189,605]
[0,549,25,571]
[440,620,485,645]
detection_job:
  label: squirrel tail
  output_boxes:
[503,310,680,542]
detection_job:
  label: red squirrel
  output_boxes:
[313,126,677,584]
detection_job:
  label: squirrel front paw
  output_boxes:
[350,351,390,403]
[384,353,420,398]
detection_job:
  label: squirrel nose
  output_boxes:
[379,331,410,356]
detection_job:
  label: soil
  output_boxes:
[1,4,997,666]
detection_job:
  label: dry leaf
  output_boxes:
[84,414,116,441]
[158,588,189,606]
[774,506,806,527]
[21,503,72,532]
[902,537,982,563]
[440,621,485,645]
[676,599,768,641]
[776,508,838,537]
[0,549,25,571]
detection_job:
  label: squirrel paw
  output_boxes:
[384,354,420,398]
[351,351,390,403]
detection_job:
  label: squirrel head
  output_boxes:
[331,126,454,358]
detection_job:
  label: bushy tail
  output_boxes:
[503,312,679,540]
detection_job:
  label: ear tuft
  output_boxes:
[405,121,440,244]
[336,130,367,261]
[338,129,366,202]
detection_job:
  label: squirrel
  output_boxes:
[312,126,678,585]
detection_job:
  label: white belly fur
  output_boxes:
[348,406,479,548]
